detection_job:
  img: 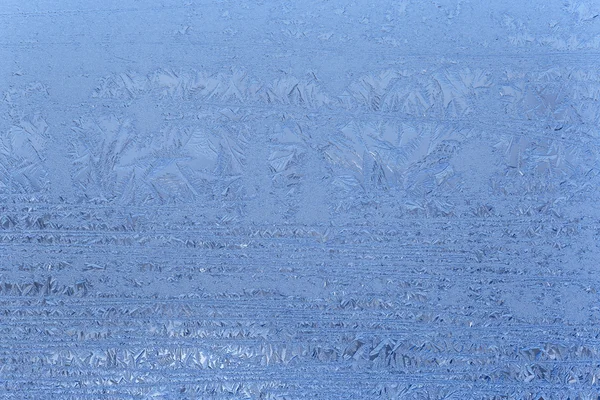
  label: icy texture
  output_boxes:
[1,0,600,399]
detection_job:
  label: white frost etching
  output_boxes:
[70,113,248,204]
[0,115,49,194]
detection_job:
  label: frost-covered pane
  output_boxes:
[0,0,599,398]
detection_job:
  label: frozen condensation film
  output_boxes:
[1,0,600,398]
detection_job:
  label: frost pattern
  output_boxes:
[0,114,49,194]
[1,1,600,399]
